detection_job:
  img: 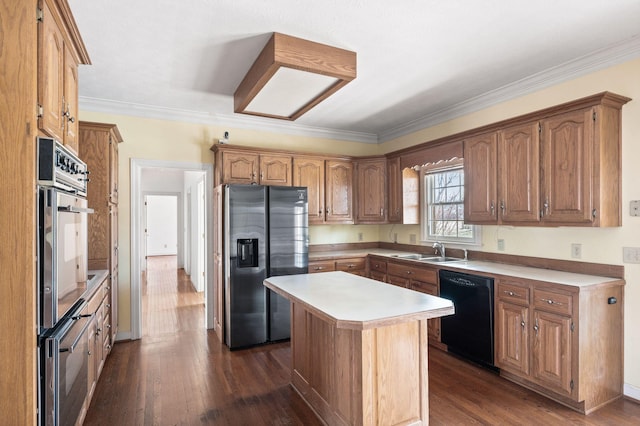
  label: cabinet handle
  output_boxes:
[106,304,111,309]
[406,271,412,275]
[500,200,505,216]
[521,321,525,328]
[380,208,384,217]
[326,208,330,214]
[490,201,495,216]
[106,324,111,329]
[504,290,521,297]
[540,298,562,306]
[533,319,539,335]
[318,210,322,215]
[314,266,324,271]
[347,264,355,268]
[543,198,549,215]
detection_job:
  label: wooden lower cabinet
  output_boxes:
[495,277,624,414]
[308,257,366,276]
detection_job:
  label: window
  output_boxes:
[421,159,480,245]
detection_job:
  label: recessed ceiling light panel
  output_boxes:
[234,32,356,121]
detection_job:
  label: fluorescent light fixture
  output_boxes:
[234,32,356,121]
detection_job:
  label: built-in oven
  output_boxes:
[38,187,93,330]
[40,301,92,426]
[37,137,92,425]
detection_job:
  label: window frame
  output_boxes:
[420,159,481,246]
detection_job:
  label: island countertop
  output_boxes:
[264,270,454,330]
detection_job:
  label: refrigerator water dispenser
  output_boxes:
[237,238,258,268]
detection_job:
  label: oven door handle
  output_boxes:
[58,205,95,214]
[59,315,93,354]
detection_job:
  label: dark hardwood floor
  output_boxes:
[84,256,640,425]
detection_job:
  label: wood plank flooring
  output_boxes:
[84,256,640,425]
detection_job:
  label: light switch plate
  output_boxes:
[497,239,505,251]
[631,200,640,217]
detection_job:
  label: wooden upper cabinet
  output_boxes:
[221,151,260,184]
[498,122,540,224]
[38,0,65,143]
[325,160,354,224]
[387,157,402,223]
[37,0,89,154]
[109,134,119,204]
[220,151,291,186]
[293,157,326,224]
[355,158,387,224]
[464,132,498,223]
[259,154,292,186]
[63,46,79,153]
[540,108,594,225]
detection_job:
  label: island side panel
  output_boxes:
[290,301,429,426]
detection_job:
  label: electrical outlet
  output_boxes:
[358,232,363,242]
[497,239,505,251]
[393,233,398,243]
[623,247,640,263]
[571,243,582,259]
[409,234,416,244]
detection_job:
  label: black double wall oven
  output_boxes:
[37,137,94,425]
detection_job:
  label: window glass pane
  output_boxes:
[423,165,477,244]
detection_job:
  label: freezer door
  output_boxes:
[224,185,268,349]
[268,186,309,341]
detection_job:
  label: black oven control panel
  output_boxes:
[37,137,88,196]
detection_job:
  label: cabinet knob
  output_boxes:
[521,321,525,328]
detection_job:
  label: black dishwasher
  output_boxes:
[439,269,496,370]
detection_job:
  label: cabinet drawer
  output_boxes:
[387,262,437,283]
[369,258,387,273]
[497,280,530,305]
[336,257,366,272]
[308,260,336,273]
[533,288,573,316]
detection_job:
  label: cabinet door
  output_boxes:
[540,108,594,224]
[109,135,119,204]
[356,159,387,223]
[222,152,259,184]
[387,157,402,223]
[498,123,540,223]
[293,157,325,224]
[325,160,354,224]
[387,274,409,288]
[63,47,79,153]
[532,310,573,396]
[496,301,530,375]
[38,0,65,142]
[259,154,292,186]
[464,133,498,223]
[212,186,224,341]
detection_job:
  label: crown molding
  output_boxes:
[378,35,640,143]
[78,97,379,144]
[80,36,640,145]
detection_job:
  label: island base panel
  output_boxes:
[291,303,429,425]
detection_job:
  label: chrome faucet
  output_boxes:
[432,242,445,259]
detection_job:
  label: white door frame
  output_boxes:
[130,159,214,340]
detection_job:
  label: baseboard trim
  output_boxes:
[624,383,640,403]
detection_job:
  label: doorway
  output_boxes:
[130,159,214,340]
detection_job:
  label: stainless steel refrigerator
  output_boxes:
[222,184,308,349]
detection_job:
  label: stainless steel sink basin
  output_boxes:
[395,254,422,259]
[418,256,463,263]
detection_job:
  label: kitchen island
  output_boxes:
[264,271,454,426]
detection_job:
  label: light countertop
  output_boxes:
[264,271,455,330]
[310,249,623,288]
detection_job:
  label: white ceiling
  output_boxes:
[68,0,640,144]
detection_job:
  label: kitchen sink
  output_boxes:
[418,256,463,263]
[392,254,463,263]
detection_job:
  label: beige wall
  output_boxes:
[80,56,640,394]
